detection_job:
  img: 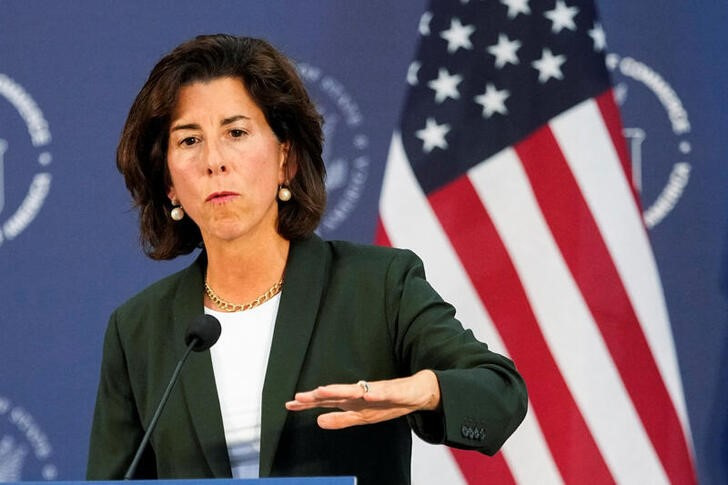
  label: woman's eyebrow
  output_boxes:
[169,122,200,132]
[221,114,250,126]
[170,115,251,133]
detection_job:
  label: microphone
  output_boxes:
[124,314,221,480]
[185,314,222,351]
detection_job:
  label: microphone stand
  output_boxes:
[123,337,199,480]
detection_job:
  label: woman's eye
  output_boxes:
[180,137,198,146]
[230,129,246,138]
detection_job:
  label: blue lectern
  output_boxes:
[15,479,356,485]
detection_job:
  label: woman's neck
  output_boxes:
[203,231,290,306]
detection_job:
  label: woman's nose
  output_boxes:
[204,140,227,175]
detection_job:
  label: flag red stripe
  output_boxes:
[595,90,642,211]
[374,217,392,246]
[378,213,517,484]
[451,449,515,485]
[516,126,697,485]
[429,176,615,485]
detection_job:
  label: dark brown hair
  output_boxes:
[117,34,326,260]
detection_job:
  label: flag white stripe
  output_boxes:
[411,435,466,485]
[550,99,692,437]
[501,403,564,485]
[469,147,669,484]
[381,132,562,485]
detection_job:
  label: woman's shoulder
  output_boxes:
[324,238,420,264]
[112,255,202,322]
[313,238,426,281]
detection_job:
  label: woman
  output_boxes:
[87,34,527,484]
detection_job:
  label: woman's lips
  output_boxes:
[206,191,239,203]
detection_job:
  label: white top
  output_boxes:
[206,292,280,479]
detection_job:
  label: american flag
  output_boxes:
[375,0,697,483]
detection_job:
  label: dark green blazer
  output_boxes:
[87,235,527,484]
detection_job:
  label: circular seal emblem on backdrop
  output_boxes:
[0,395,57,481]
[606,53,691,229]
[0,73,52,247]
[297,63,371,236]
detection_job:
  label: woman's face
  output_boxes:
[166,76,289,246]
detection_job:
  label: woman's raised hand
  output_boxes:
[285,369,441,429]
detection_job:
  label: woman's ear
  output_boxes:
[279,142,297,183]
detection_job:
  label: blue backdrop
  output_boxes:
[1,1,725,483]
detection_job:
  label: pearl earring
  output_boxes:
[170,200,185,221]
[278,185,292,202]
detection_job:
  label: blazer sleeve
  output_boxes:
[385,249,528,455]
[86,310,157,479]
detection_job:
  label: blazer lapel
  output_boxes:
[173,253,232,477]
[259,235,329,476]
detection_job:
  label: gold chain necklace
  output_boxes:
[205,278,283,312]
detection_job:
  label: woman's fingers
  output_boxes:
[316,408,411,429]
[316,410,366,429]
[285,370,441,429]
[285,398,359,411]
[285,386,365,411]
[293,382,369,403]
